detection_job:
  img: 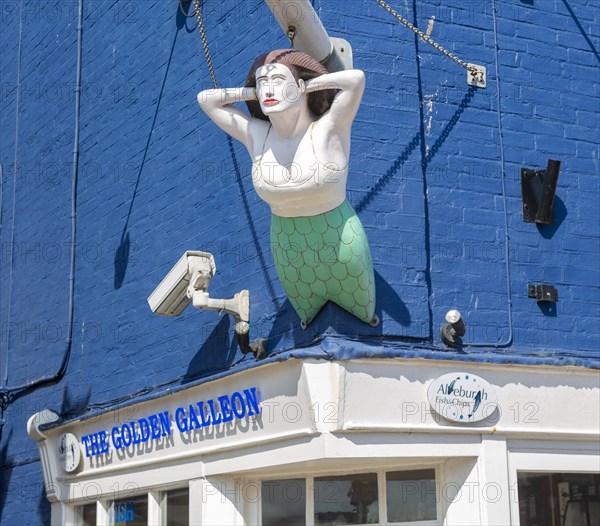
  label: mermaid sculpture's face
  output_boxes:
[255,63,306,116]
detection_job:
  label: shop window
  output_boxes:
[386,469,437,523]
[261,469,439,525]
[76,503,96,525]
[164,488,189,526]
[517,472,600,526]
[314,473,379,525]
[262,478,306,526]
[110,494,148,526]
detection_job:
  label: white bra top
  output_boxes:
[251,122,349,217]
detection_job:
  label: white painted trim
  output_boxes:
[50,502,76,526]
[242,479,261,525]
[148,491,162,525]
[509,449,600,472]
[478,436,511,526]
[378,470,388,524]
[509,439,600,454]
[507,444,600,526]
[439,457,482,526]
[341,424,599,440]
[188,479,203,525]
[306,476,315,526]
[96,500,109,526]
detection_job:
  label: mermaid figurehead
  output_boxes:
[198,49,378,328]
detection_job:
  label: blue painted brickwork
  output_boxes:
[0,0,598,522]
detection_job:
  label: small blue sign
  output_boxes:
[112,502,134,523]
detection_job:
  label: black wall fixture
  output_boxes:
[528,284,558,303]
[521,159,561,224]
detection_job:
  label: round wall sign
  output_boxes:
[58,432,82,473]
[427,372,498,423]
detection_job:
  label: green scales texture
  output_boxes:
[271,200,376,326]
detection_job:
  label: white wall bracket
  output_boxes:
[325,37,354,72]
[467,64,487,88]
[265,0,353,72]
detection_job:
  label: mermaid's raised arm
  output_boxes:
[304,69,365,129]
[197,87,258,149]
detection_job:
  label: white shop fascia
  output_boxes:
[28,358,600,525]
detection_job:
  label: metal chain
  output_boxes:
[375,0,478,77]
[178,0,196,18]
[193,0,218,88]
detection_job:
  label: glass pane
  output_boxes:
[166,488,189,526]
[77,503,96,526]
[386,469,437,523]
[262,479,306,526]
[314,473,379,525]
[111,494,148,526]
[517,472,600,526]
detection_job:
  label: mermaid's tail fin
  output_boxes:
[271,201,376,328]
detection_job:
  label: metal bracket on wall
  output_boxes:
[467,64,486,88]
[325,37,354,72]
[521,159,561,224]
[528,284,558,303]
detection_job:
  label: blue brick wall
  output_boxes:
[1,0,599,523]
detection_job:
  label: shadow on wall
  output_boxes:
[114,1,196,289]
[521,0,599,63]
[0,431,14,523]
[266,298,309,351]
[560,0,600,63]
[182,317,239,384]
[38,484,51,524]
[355,25,479,215]
[373,270,411,326]
[536,195,567,239]
[537,299,558,318]
[327,271,413,337]
[60,385,92,421]
[355,133,421,215]
[424,86,477,167]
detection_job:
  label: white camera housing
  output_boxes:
[147,251,216,316]
[148,251,265,357]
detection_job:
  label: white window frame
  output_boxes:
[259,465,442,526]
[73,484,190,526]
[508,440,600,526]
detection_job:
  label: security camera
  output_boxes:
[147,251,216,316]
[148,251,267,358]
